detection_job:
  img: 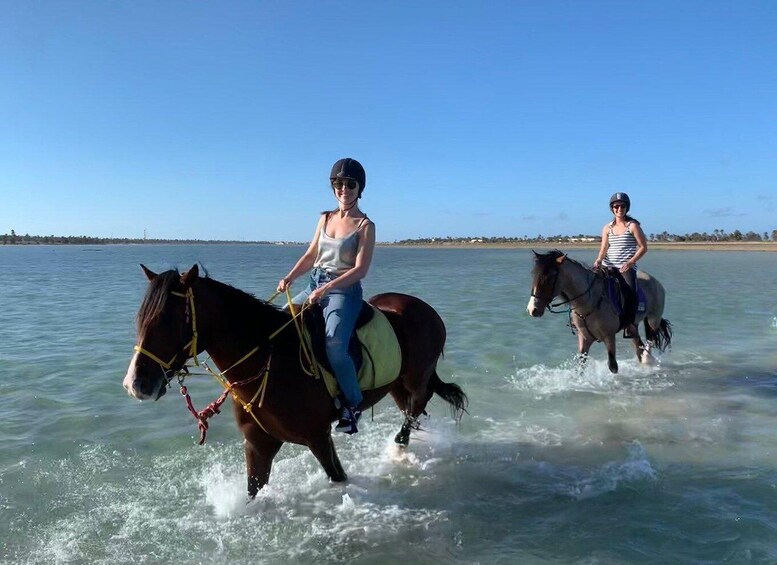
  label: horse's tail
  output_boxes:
[431,370,468,422]
[644,318,673,353]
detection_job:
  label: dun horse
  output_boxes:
[527,250,672,373]
[123,265,467,497]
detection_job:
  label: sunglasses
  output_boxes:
[611,204,626,210]
[331,179,359,190]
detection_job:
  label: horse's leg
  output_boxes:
[576,331,594,373]
[389,379,410,412]
[603,334,618,373]
[396,388,432,447]
[308,433,347,482]
[393,365,438,447]
[390,381,415,447]
[630,328,655,364]
[244,432,284,499]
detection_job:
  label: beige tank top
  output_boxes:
[314,214,369,275]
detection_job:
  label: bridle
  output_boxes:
[131,285,319,444]
[132,286,274,443]
[133,288,199,388]
[531,266,562,312]
[531,262,599,315]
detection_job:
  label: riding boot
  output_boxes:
[335,406,362,434]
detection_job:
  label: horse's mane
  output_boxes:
[137,270,181,335]
[137,269,292,337]
[203,277,292,335]
[532,250,596,275]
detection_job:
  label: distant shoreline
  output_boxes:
[383,241,777,252]
[3,241,776,251]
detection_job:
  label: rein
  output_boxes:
[549,269,598,312]
[533,261,604,337]
[532,264,598,314]
[133,286,321,444]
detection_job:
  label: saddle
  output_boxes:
[304,301,374,374]
[302,302,401,398]
[602,268,646,331]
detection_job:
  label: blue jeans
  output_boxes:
[291,268,363,408]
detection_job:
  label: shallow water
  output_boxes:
[2,245,776,564]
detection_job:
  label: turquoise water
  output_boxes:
[2,245,777,564]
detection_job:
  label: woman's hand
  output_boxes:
[277,278,291,292]
[308,285,329,304]
[593,259,602,269]
[619,262,634,273]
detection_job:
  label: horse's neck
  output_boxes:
[195,279,293,370]
[558,262,596,307]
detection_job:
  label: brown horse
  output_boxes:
[527,250,672,373]
[123,265,467,498]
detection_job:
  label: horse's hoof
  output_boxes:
[394,428,410,447]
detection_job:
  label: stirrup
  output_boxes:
[335,406,361,435]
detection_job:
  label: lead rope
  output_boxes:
[180,353,273,444]
[136,285,326,443]
[185,288,320,442]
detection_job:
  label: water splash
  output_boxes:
[505,357,673,397]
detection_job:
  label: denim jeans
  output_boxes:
[291,268,363,407]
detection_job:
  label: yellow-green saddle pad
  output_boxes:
[319,305,402,398]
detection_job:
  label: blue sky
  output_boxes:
[2,1,776,242]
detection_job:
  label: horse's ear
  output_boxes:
[556,254,567,265]
[140,264,157,281]
[181,264,199,288]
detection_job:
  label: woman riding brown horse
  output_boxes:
[123,264,467,498]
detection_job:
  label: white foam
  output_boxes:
[505,357,675,397]
[201,461,251,518]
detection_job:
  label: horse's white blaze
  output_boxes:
[527,295,540,316]
[123,351,144,399]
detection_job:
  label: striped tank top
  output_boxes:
[603,222,638,269]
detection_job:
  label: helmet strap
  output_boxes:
[333,191,359,216]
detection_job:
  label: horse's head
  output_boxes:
[527,250,566,317]
[123,264,200,401]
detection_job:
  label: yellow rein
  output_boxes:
[133,286,321,435]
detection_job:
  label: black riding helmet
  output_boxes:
[609,192,631,213]
[330,158,366,197]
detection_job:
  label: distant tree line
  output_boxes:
[647,229,776,242]
[0,230,281,245]
[3,228,776,245]
[392,228,777,245]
